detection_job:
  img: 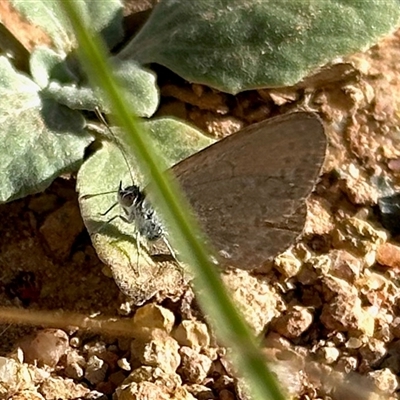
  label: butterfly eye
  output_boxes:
[118,185,141,208]
[118,192,132,208]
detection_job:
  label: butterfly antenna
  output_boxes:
[94,107,136,186]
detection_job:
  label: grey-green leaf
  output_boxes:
[11,0,123,52]
[119,0,400,94]
[144,118,215,167]
[31,49,159,117]
[44,61,159,117]
[46,81,102,111]
[107,59,160,117]
[30,47,79,88]
[0,56,93,203]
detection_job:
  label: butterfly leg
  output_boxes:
[100,201,119,216]
[90,214,121,234]
[162,236,179,265]
[135,231,141,270]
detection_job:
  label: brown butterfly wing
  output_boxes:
[171,112,327,270]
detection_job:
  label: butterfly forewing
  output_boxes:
[170,112,327,270]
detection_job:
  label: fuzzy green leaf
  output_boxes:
[106,59,159,117]
[30,47,79,88]
[119,0,400,94]
[0,56,92,203]
[11,0,124,52]
[31,49,159,117]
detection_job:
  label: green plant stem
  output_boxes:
[59,1,285,399]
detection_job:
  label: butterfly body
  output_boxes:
[117,182,164,242]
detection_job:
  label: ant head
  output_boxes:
[117,181,142,208]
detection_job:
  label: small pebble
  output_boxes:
[131,329,180,372]
[20,329,69,367]
[377,242,400,269]
[178,346,212,384]
[133,304,175,332]
[117,358,131,371]
[85,355,108,385]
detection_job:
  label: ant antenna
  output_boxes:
[94,107,136,186]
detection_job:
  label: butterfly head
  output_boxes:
[117,181,144,209]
